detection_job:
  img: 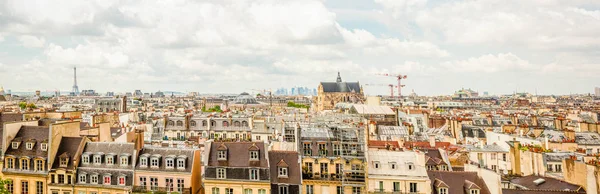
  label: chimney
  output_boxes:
[564,130,575,141]
[429,135,436,148]
[134,128,144,152]
[510,138,522,176]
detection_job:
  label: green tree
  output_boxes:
[26,103,37,109]
[18,102,27,109]
[0,178,12,194]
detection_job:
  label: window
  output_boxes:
[439,188,448,194]
[82,155,90,164]
[492,165,497,172]
[306,185,314,194]
[555,164,562,172]
[11,142,18,149]
[336,163,342,174]
[151,158,159,167]
[223,121,229,127]
[378,181,384,191]
[36,160,44,171]
[393,182,400,192]
[279,186,288,194]
[6,158,13,169]
[320,162,329,174]
[103,176,111,185]
[249,169,259,180]
[226,188,233,194]
[21,181,28,194]
[166,178,174,192]
[408,163,414,170]
[191,121,196,127]
[93,155,101,164]
[217,168,226,179]
[319,143,327,155]
[41,143,48,151]
[26,142,34,150]
[58,174,65,184]
[352,187,361,194]
[390,162,397,169]
[140,177,147,187]
[305,162,313,173]
[410,183,418,193]
[91,175,98,184]
[336,186,343,194]
[278,167,288,178]
[212,188,220,194]
[303,143,312,156]
[36,181,43,194]
[470,189,480,194]
[6,180,13,193]
[169,158,181,170]
[51,174,55,183]
[491,153,497,160]
[547,164,553,172]
[258,189,266,194]
[150,177,158,190]
[177,179,184,192]
[502,153,507,161]
[244,189,252,194]
[218,151,227,160]
[166,159,174,168]
[441,165,448,171]
[106,156,114,165]
[250,151,259,160]
[120,156,128,166]
[57,158,68,167]
[68,175,72,184]
[587,148,592,155]
[21,159,29,170]
[374,161,380,169]
[118,176,125,185]
[79,174,87,183]
[140,158,148,167]
[333,144,341,155]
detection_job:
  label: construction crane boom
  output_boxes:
[376,73,407,98]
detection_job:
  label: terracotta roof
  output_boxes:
[368,140,401,149]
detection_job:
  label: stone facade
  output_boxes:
[315,72,364,111]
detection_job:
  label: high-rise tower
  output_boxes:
[71,67,79,96]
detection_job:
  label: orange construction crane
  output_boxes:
[365,84,396,98]
[376,73,407,98]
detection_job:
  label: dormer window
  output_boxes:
[408,163,414,170]
[218,151,227,160]
[41,143,48,151]
[90,174,98,184]
[118,175,126,185]
[106,155,114,165]
[374,161,380,169]
[79,174,87,183]
[151,158,159,168]
[470,189,480,194]
[250,151,259,161]
[217,168,226,179]
[60,158,69,168]
[140,157,148,167]
[120,156,129,166]
[166,158,174,168]
[11,142,19,149]
[438,188,448,194]
[82,155,90,164]
[278,167,288,178]
[26,142,34,150]
[177,158,186,169]
[103,175,111,185]
[93,155,102,165]
[390,162,397,169]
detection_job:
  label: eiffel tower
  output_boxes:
[71,67,79,96]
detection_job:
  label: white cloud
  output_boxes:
[441,53,537,73]
[18,35,46,48]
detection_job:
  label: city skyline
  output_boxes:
[1,0,599,95]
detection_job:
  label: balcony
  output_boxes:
[302,172,365,181]
[133,186,192,194]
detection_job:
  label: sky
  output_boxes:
[0,0,599,96]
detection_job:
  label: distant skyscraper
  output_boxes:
[71,67,79,96]
[595,87,600,97]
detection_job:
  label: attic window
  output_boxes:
[41,143,48,151]
[177,158,186,169]
[249,151,259,161]
[390,162,397,170]
[26,142,34,150]
[438,188,448,194]
[82,155,90,164]
[278,167,288,178]
[408,163,414,170]
[140,157,148,167]
[166,158,174,168]
[470,189,480,194]
[218,151,227,160]
[60,158,68,167]
[120,156,129,166]
[11,142,19,149]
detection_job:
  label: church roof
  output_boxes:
[320,82,361,93]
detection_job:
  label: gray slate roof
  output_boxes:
[320,82,361,93]
[135,147,196,173]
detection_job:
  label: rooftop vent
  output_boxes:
[533,178,545,185]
